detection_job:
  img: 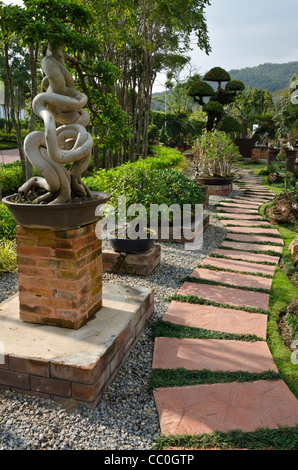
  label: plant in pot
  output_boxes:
[107,222,156,253]
[1,1,111,230]
[193,130,241,185]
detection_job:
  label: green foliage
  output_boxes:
[217,115,243,136]
[0,239,17,273]
[83,147,204,220]
[193,130,241,177]
[0,202,17,240]
[0,162,24,196]
[203,67,231,83]
[0,0,98,53]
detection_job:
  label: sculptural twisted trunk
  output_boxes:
[19,44,93,204]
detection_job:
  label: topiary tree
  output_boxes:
[188,67,245,132]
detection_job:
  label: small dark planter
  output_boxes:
[196,176,234,186]
[108,228,156,253]
[2,191,110,230]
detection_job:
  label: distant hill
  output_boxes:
[151,62,298,109]
[229,61,298,93]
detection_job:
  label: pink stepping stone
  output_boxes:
[223,198,261,204]
[153,380,298,435]
[213,249,280,264]
[190,267,272,290]
[218,213,263,220]
[178,282,269,310]
[226,233,284,245]
[221,219,271,227]
[235,197,272,204]
[226,226,280,235]
[152,337,278,373]
[221,240,283,254]
[218,202,261,210]
[218,207,260,214]
[162,301,268,338]
[241,194,273,200]
[200,256,276,276]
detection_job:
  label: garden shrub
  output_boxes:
[0,202,17,240]
[84,162,204,222]
[0,162,24,196]
[0,239,17,273]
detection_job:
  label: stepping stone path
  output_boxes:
[152,169,298,442]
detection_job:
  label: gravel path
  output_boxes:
[0,191,239,450]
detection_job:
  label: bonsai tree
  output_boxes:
[193,130,241,178]
[188,67,245,131]
[0,0,100,204]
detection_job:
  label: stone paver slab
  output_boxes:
[217,213,263,220]
[221,240,283,254]
[152,337,277,373]
[220,219,271,227]
[162,301,268,338]
[178,282,269,310]
[234,197,272,204]
[226,226,280,235]
[153,380,298,435]
[226,233,284,245]
[213,248,280,264]
[223,198,261,204]
[190,268,272,290]
[218,202,261,210]
[218,207,260,214]
[201,256,276,276]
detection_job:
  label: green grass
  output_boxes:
[154,426,298,450]
[148,368,280,393]
[151,319,264,342]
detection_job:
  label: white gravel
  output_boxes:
[0,191,239,450]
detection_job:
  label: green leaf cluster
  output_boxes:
[83,147,204,219]
[0,202,16,240]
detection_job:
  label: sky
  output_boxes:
[4,0,298,92]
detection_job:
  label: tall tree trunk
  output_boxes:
[4,37,26,182]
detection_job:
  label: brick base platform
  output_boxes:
[0,284,154,408]
[103,244,161,275]
[15,222,102,329]
[205,183,233,196]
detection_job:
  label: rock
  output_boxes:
[267,173,283,184]
[287,298,298,316]
[269,193,298,225]
[289,238,298,267]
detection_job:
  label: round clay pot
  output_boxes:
[196,176,234,185]
[2,191,110,230]
[108,228,156,253]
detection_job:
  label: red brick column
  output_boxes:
[16,222,102,329]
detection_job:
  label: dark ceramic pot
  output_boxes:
[2,191,110,230]
[108,228,156,253]
[196,176,234,185]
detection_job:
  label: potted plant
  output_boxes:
[193,130,241,185]
[108,224,156,253]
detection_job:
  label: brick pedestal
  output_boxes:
[16,222,102,329]
[103,244,161,275]
[205,184,233,196]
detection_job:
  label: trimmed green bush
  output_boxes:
[83,148,204,221]
[0,162,24,196]
[0,202,17,240]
